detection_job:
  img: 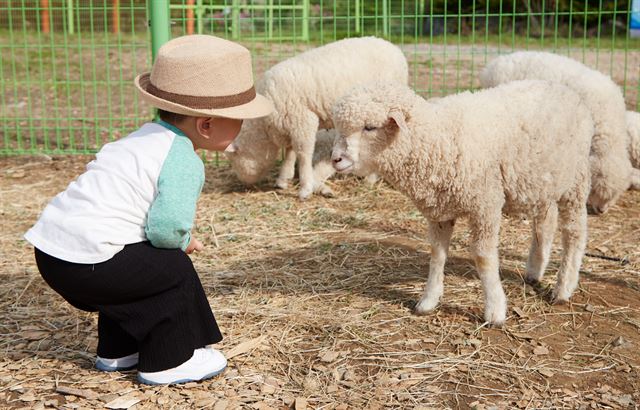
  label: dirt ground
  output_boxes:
[0,154,639,409]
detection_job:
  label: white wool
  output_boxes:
[331,80,594,325]
[226,36,407,199]
[480,51,633,214]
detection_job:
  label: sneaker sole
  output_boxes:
[95,363,138,372]
[137,365,226,385]
[95,362,138,372]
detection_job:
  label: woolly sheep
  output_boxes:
[626,111,640,190]
[225,36,408,200]
[479,51,633,214]
[330,80,594,325]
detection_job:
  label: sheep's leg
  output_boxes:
[553,202,587,303]
[275,148,297,190]
[525,204,558,285]
[415,220,455,315]
[312,160,336,197]
[293,115,320,200]
[470,215,507,326]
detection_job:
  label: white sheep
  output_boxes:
[479,51,633,214]
[626,111,640,190]
[331,80,594,325]
[225,36,408,200]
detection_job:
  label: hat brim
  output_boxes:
[134,72,274,120]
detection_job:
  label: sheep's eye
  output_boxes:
[364,125,377,132]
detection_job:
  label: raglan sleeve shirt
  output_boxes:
[24,121,205,264]
[144,125,205,251]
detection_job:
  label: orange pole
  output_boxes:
[112,0,120,33]
[186,0,195,34]
[41,0,50,34]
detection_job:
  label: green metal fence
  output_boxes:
[1,0,639,155]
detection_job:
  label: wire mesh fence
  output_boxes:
[1,0,639,155]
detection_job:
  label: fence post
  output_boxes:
[382,0,389,37]
[231,0,240,39]
[149,0,171,61]
[355,0,360,33]
[268,0,274,39]
[67,0,74,34]
[302,0,309,40]
[112,0,120,33]
[41,0,50,34]
[186,0,195,34]
[196,0,204,34]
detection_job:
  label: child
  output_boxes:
[24,35,273,385]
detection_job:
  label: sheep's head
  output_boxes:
[225,120,280,185]
[331,83,413,177]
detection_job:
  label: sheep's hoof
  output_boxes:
[319,186,335,198]
[414,298,439,315]
[298,186,313,200]
[524,275,540,286]
[551,286,574,304]
[484,304,507,326]
[275,180,289,190]
[552,298,569,306]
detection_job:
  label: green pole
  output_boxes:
[302,0,309,41]
[268,0,273,40]
[149,0,171,62]
[382,0,388,37]
[419,0,425,39]
[67,0,74,34]
[231,0,240,39]
[196,0,203,34]
[355,0,360,33]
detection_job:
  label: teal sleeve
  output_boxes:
[145,137,204,250]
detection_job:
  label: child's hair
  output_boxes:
[157,109,189,124]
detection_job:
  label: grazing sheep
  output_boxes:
[626,111,640,190]
[479,51,633,214]
[225,36,408,200]
[331,81,593,325]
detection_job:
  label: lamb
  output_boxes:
[479,51,633,214]
[626,111,640,190]
[225,36,408,200]
[330,81,594,325]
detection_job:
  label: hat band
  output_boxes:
[147,81,256,109]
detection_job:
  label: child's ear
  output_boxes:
[197,117,214,139]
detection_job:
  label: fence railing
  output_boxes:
[1,0,639,156]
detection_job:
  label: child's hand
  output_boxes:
[185,237,204,254]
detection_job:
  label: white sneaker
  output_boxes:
[137,347,227,385]
[95,352,139,372]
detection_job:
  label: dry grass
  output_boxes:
[1,155,639,409]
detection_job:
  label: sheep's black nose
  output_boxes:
[333,157,343,164]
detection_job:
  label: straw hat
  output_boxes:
[135,35,273,119]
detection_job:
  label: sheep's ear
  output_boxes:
[387,109,408,136]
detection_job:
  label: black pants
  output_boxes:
[34,242,223,372]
